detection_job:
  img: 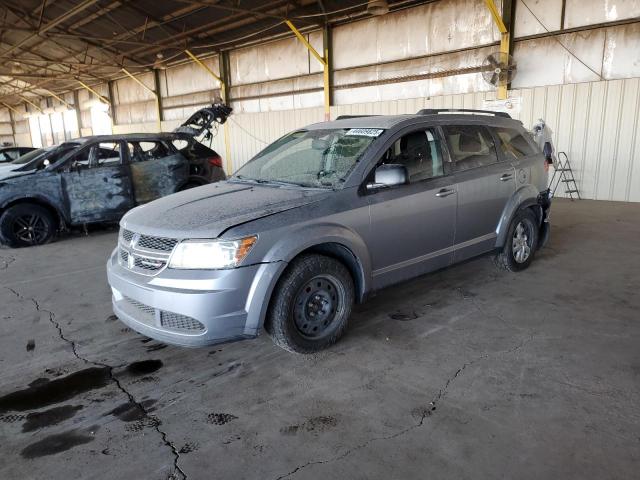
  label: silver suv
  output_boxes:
[107,109,551,353]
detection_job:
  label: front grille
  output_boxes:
[124,296,155,317]
[121,229,134,242]
[121,296,205,333]
[136,235,178,252]
[160,311,205,332]
[133,257,166,272]
[118,228,178,276]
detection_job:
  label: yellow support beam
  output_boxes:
[484,0,510,100]
[285,20,326,67]
[1,102,20,115]
[286,20,330,120]
[43,89,73,109]
[184,49,232,174]
[122,68,162,132]
[77,80,110,105]
[185,50,226,100]
[20,95,44,114]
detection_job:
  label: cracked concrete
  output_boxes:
[1,198,639,479]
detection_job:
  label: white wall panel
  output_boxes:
[332,0,499,70]
[564,0,640,28]
[514,0,563,37]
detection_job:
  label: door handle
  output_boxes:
[111,173,127,179]
[500,173,513,181]
[436,188,456,198]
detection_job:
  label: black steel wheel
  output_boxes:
[265,254,354,353]
[292,274,347,340]
[0,204,56,248]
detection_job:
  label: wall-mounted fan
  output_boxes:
[482,52,517,87]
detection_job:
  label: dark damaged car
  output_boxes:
[0,133,222,247]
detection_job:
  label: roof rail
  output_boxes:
[335,115,381,120]
[417,108,511,119]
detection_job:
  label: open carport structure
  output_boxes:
[1,1,640,479]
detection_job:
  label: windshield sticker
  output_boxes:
[345,128,384,137]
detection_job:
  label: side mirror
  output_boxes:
[367,164,408,190]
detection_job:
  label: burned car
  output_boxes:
[0,104,231,248]
[108,109,552,353]
[0,133,219,247]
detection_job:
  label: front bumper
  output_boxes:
[106,249,282,347]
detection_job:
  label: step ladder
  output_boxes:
[549,152,580,200]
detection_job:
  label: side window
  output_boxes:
[443,125,498,171]
[0,152,8,162]
[171,139,189,152]
[5,150,20,161]
[140,141,170,160]
[93,142,122,167]
[380,128,445,182]
[493,127,537,160]
[67,147,92,170]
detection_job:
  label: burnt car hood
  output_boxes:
[121,181,330,239]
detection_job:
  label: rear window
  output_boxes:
[442,125,498,171]
[493,127,536,159]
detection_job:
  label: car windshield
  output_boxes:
[13,143,80,172]
[232,128,382,189]
[11,148,46,165]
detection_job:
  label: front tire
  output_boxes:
[265,254,355,354]
[0,204,56,248]
[496,209,539,272]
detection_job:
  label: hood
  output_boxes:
[121,181,330,239]
[0,167,35,181]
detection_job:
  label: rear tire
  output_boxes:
[0,204,56,248]
[265,254,354,354]
[496,209,539,272]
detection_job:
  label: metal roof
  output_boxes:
[0,0,432,106]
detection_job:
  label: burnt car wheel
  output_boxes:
[265,254,354,354]
[496,209,539,272]
[0,204,55,248]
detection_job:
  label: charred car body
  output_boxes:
[0,104,231,248]
[107,109,552,353]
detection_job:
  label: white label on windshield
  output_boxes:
[346,128,384,137]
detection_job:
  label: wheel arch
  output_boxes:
[0,197,66,229]
[495,185,543,248]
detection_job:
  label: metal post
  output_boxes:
[73,90,83,136]
[484,0,510,100]
[153,68,164,125]
[121,68,162,131]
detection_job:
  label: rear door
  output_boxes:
[366,126,457,289]
[442,124,516,262]
[127,140,189,204]
[60,141,134,224]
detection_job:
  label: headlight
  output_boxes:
[168,236,257,270]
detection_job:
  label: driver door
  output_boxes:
[60,141,134,224]
[366,127,457,290]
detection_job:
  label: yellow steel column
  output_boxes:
[185,49,233,174]
[285,20,330,120]
[484,0,510,100]
[121,68,162,131]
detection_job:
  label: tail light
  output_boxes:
[208,155,223,168]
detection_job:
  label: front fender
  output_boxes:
[264,222,372,287]
[243,222,372,332]
[495,185,541,248]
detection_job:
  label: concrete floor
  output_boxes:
[0,198,638,479]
